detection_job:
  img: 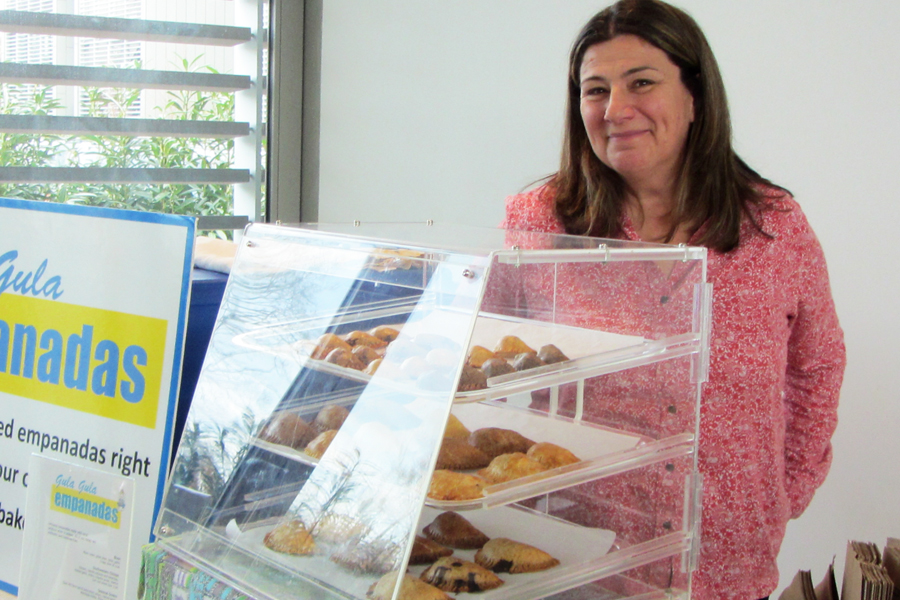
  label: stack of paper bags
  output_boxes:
[778,562,838,600]
[882,538,900,600]
[841,540,896,600]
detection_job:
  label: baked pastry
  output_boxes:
[474,537,560,573]
[427,470,486,501]
[422,511,490,549]
[325,347,366,371]
[435,437,491,470]
[511,351,544,371]
[312,333,352,360]
[330,539,402,574]
[469,427,535,459]
[477,452,547,484]
[481,357,515,379]
[364,358,382,375]
[367,571,452,600]
[344,330,388,349]
[526,441,580,469]
[443,413,470,439]
[258,412,311,449]
[466,345,497,368]
[457,364,487,391]
[537,343,570,364]
[409,535,454,565]
[263,519,316,555]
[420,557,504,593]
[369,325,400,343]
[493,335,535,359]
[352,345,381,366]
[313,404,349,434]
[305,429,337,459]
[310,512,370,545]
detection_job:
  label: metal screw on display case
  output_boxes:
[462,269,475,279]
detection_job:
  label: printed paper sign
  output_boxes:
[0,198,194,599]
[17,455,136,600]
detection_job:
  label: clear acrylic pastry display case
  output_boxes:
[156,222,710,600]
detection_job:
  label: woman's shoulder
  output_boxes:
[746,186,820,248]
[501,182,564,234]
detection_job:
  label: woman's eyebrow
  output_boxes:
[580,65,660,85]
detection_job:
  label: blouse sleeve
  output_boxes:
[781,209,846,518]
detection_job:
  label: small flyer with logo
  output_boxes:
[17,455,135,600]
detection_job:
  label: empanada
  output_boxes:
[258,412,311,449]
[493,335,534,359]
[511,351,544,371]
[304,429,337,459]
[436,437,491,470]
[369,325,400,343]
[526,441,581,469]
[422,511,490,549]
[443,413,470,439]
[313,404,349,434]
[409,535,454,565]
[477,452,547,484]
[263,519,315,555]
[344,330,388,349]
[481,357,515,379]
[325,347,366,371]
[537,343,569,364]
[466,345,497,368]
[474,537,560,573]
[469,427,535,459]
[367,571,451,600]
[427,470,486,502]
[420,557,504,593]
[457,364,487,391]
[312,333,352,360]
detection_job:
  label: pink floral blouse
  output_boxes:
[500,184,846,600]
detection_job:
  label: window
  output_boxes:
[0,0,268,231]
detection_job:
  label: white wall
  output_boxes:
[313,1,900,595]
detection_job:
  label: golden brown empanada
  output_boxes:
[325,347,366,371]
[537,343,570,364]
[477,452,547,484]
[422,511,490,549]
[344,330,388,349]
[369,325,400,343]
[474,537,560,573]
[469,427,535,459]
[457,364,487,391]
[313,404,349,434]
[258,411,312,449]
[409,535,454,565]
[493,335,535,359]
[312,333,352,360]
[427,470,487,502]
[443,413,470,439]
[304,429,337,459]
[367,571,451,600]
[435,437,491,470]
[263,519,316,555]
[352,345,381,366]
[526,441,581,469]
[466,345,497,368]
[420,557,504,593]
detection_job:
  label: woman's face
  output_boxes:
[579,34,695,192]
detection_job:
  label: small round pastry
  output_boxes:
[481,357,515,379]
[352,345,381,366]
[526,441,580,469]
[493,335,535,359]
[466,345,497,368]
[511,351,544,372]
[304,429,337,459]
[325,347,366,371]
[312,332,352,360]
[477,452,547,484]
[468,427,535,459]
[344,330,387,349]
[313,404,349,434]
[258,411,312,450]
[263,519,316,555]
[474,537,560,574]
[368,325,400,343]
[537,343,570,364]
[457,364,487,391]
[420,557,504,593]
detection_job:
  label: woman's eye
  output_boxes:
[632,79,655,89]
[581,86,608,98]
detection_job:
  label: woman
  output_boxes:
[500,1,846,598]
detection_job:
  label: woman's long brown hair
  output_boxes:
[554,0,783,252]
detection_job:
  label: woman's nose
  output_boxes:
[604,87,634,123]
